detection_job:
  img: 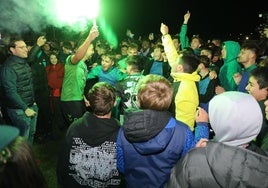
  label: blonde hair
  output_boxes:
[137,75,173,110]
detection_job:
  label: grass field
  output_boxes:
[33,133,65,188]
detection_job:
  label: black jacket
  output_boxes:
[57,112,122,188]
[143,59,172,81]
[0,55,35,110]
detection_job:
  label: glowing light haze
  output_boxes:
[0,0,100,33]
[53,0,99,27]
[0,0,118,47]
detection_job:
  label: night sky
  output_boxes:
[0,0,267,42]
[101,0,267,41]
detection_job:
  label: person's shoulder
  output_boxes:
[117,58,127,66]
[206,141,268,159]
[0,59,14,73]
[118,57,127,62]
[69,112,90,127]
[0,61,8,69]
[91,64,102,71]
[2,55,14,65]
[57,62,65,68]
[64,55,72,64]
[173,118,192,131]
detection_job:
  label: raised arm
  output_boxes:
[179,11,191,50]
[160,23,179,71]
[27,36,47,65]
[70,26,99,64]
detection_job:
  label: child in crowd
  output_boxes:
[57,82,122,187]
[198,55,219,112]
[117,74,209,188]
[215,41,241,93]
[116,55,145,124]
[246,67,268,151]
[160,23,201,131]
[143,44,171,80]
[117,42,139,73]
[87,51,127,87]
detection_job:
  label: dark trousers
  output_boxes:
[7,104,38,144]
[50,96,64,130]
[35,94,52,135]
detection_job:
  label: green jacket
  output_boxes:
[219,41,242,91]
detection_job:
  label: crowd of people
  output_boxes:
[0,10,268,188]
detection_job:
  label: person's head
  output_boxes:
[126,55,145,75]
[211,45,222,63]
[200,46,213,60]
[190,35,203,50]
[221,41,240,61]
[246,67,268,101]
[86,82,116,116]
[95,42,110,56]
[120,45,128,56]
[237,42,259,68]
[208,91,263,147]
[101,52,115,71]
[141,39,150,51]
[171,35,180,51]
[174,54,200,73]
[8,38,28,58]
[259,56,268,68]
[127,42,139,56]
[49,53,59,65]
[0,125,47,188]
[152,44,164,61]
[263,24,268,39]
[211,38,222,47]
[198,55,210,72]
[136,75,173,111]
[84,43,95,60]
[42,43,51,53]
[120,39,129,47]
[61,41,73,54]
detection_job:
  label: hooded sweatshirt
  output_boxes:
[209,91,263,147]
[57,112,121,188]
[219,41,242,91]
[117,109,209,188]
[161,34,200,130]
[171,72,200,130]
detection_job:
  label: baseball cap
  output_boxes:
[0,125,19,150]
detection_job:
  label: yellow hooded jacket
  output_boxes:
[162,34,200,131]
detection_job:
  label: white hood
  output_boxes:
[209,91,263,147]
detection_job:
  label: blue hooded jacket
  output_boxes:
[117,109,208,188]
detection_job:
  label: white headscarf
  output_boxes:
[209,91,263,147]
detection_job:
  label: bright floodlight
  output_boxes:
[55,0,99,25]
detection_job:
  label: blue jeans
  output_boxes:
[7,104,38,144]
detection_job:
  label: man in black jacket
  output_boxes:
[0,36,46,144]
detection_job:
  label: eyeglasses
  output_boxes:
[15,46,27,49]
